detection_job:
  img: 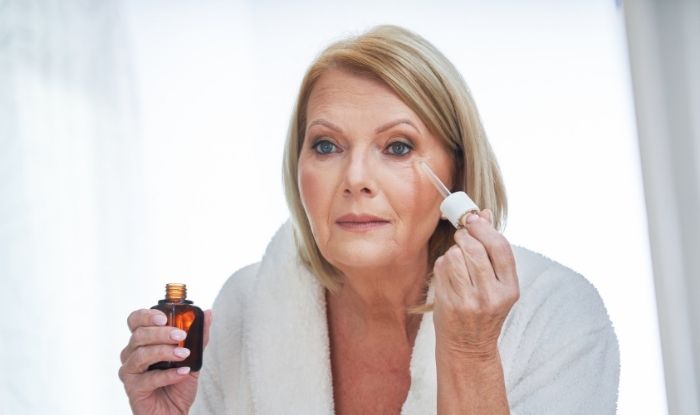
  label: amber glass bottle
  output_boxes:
[148,283,204,372]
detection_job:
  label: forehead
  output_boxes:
[306,68,419,121]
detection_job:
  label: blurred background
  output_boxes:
[2,0,698,413]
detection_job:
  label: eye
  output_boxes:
[312,139,339,155]
[386,140,413,156]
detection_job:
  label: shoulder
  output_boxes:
[209,220,297,328]
[193,262,261,413]
[512,245,608,313]
[506,245,617,346]
[212,261,260,318]
[503,246,620,411]
[205,261,261,370]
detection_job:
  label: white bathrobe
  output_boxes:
[190,220,619,414]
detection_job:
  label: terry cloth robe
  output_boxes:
[190,220,620,414]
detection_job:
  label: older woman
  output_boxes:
[119,25,619,414]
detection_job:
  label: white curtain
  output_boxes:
[624,0,700,413]
[0,1,145,413]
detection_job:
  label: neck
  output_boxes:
[326,256,429,344]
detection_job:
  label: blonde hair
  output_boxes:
[283,24,507,298]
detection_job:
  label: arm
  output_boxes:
[436,348,509,415]
[432,209,518,415]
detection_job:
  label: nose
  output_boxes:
[342,149,376,197]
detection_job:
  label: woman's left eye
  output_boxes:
[386,141,413,156]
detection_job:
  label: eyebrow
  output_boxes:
[306,118,420,135]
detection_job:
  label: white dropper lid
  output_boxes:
[440,192,479,228]
[417,160,479,228]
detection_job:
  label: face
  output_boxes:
[298,68,455,275]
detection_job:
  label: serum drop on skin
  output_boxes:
[148,283,205,372]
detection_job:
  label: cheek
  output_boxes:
[298,162,334,228]
[378,162,440,222]
[384,165,420,206]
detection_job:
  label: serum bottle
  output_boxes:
[148,283,204,372]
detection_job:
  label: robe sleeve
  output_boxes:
[506,268,620,414]
[189,313,225,415]
[189,262,259,414]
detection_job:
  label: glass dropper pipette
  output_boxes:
[416,159,480,228]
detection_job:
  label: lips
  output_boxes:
[335,213,390,224]
[335,214,390,232]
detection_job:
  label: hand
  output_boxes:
[433,209,519,359]
[118,308,213,415]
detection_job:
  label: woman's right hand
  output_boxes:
[119,308,213,415]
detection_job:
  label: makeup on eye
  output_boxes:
[386,140,413,156]
[311,138,338,155]
[310,137,415,156]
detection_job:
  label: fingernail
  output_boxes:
[170,329,187,341]
[176,366,191,375]
[466,213,480,224]
[174,347,190,358]
[152,314,167,326]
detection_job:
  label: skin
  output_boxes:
[299,68,519,414]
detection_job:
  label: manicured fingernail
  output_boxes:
[174,347,190,358]
[152,314,167,326]
[466,213,480,224]
[176,366,191,375]
[170,329,187,341]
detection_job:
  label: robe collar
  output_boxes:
[244,220,438,414]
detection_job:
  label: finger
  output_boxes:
[432,256,458,308]
[127,309,168,333]
[434,247,481,318]
[478,209,494,226]
[131,367,192,394]
[453,228,497,287]
[432,256,446,301]
[121,326,187,364]
[463,213,518,286]
[203,309,213,348]
[123,344,191,375]
[443,244,474,289]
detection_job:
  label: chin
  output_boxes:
[326,241,395,270]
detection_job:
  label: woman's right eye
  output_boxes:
[312,139,338,155]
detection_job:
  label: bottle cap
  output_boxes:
[440,191,479,228]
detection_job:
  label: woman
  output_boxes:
[119,25,619,414]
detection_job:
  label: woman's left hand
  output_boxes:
[432,209,520,359]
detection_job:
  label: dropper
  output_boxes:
[417,159,480,228]
[418,160,451,199]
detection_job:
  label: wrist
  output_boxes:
[436,343,509,415]
[436,348,502,380]
[436,338,500,363]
